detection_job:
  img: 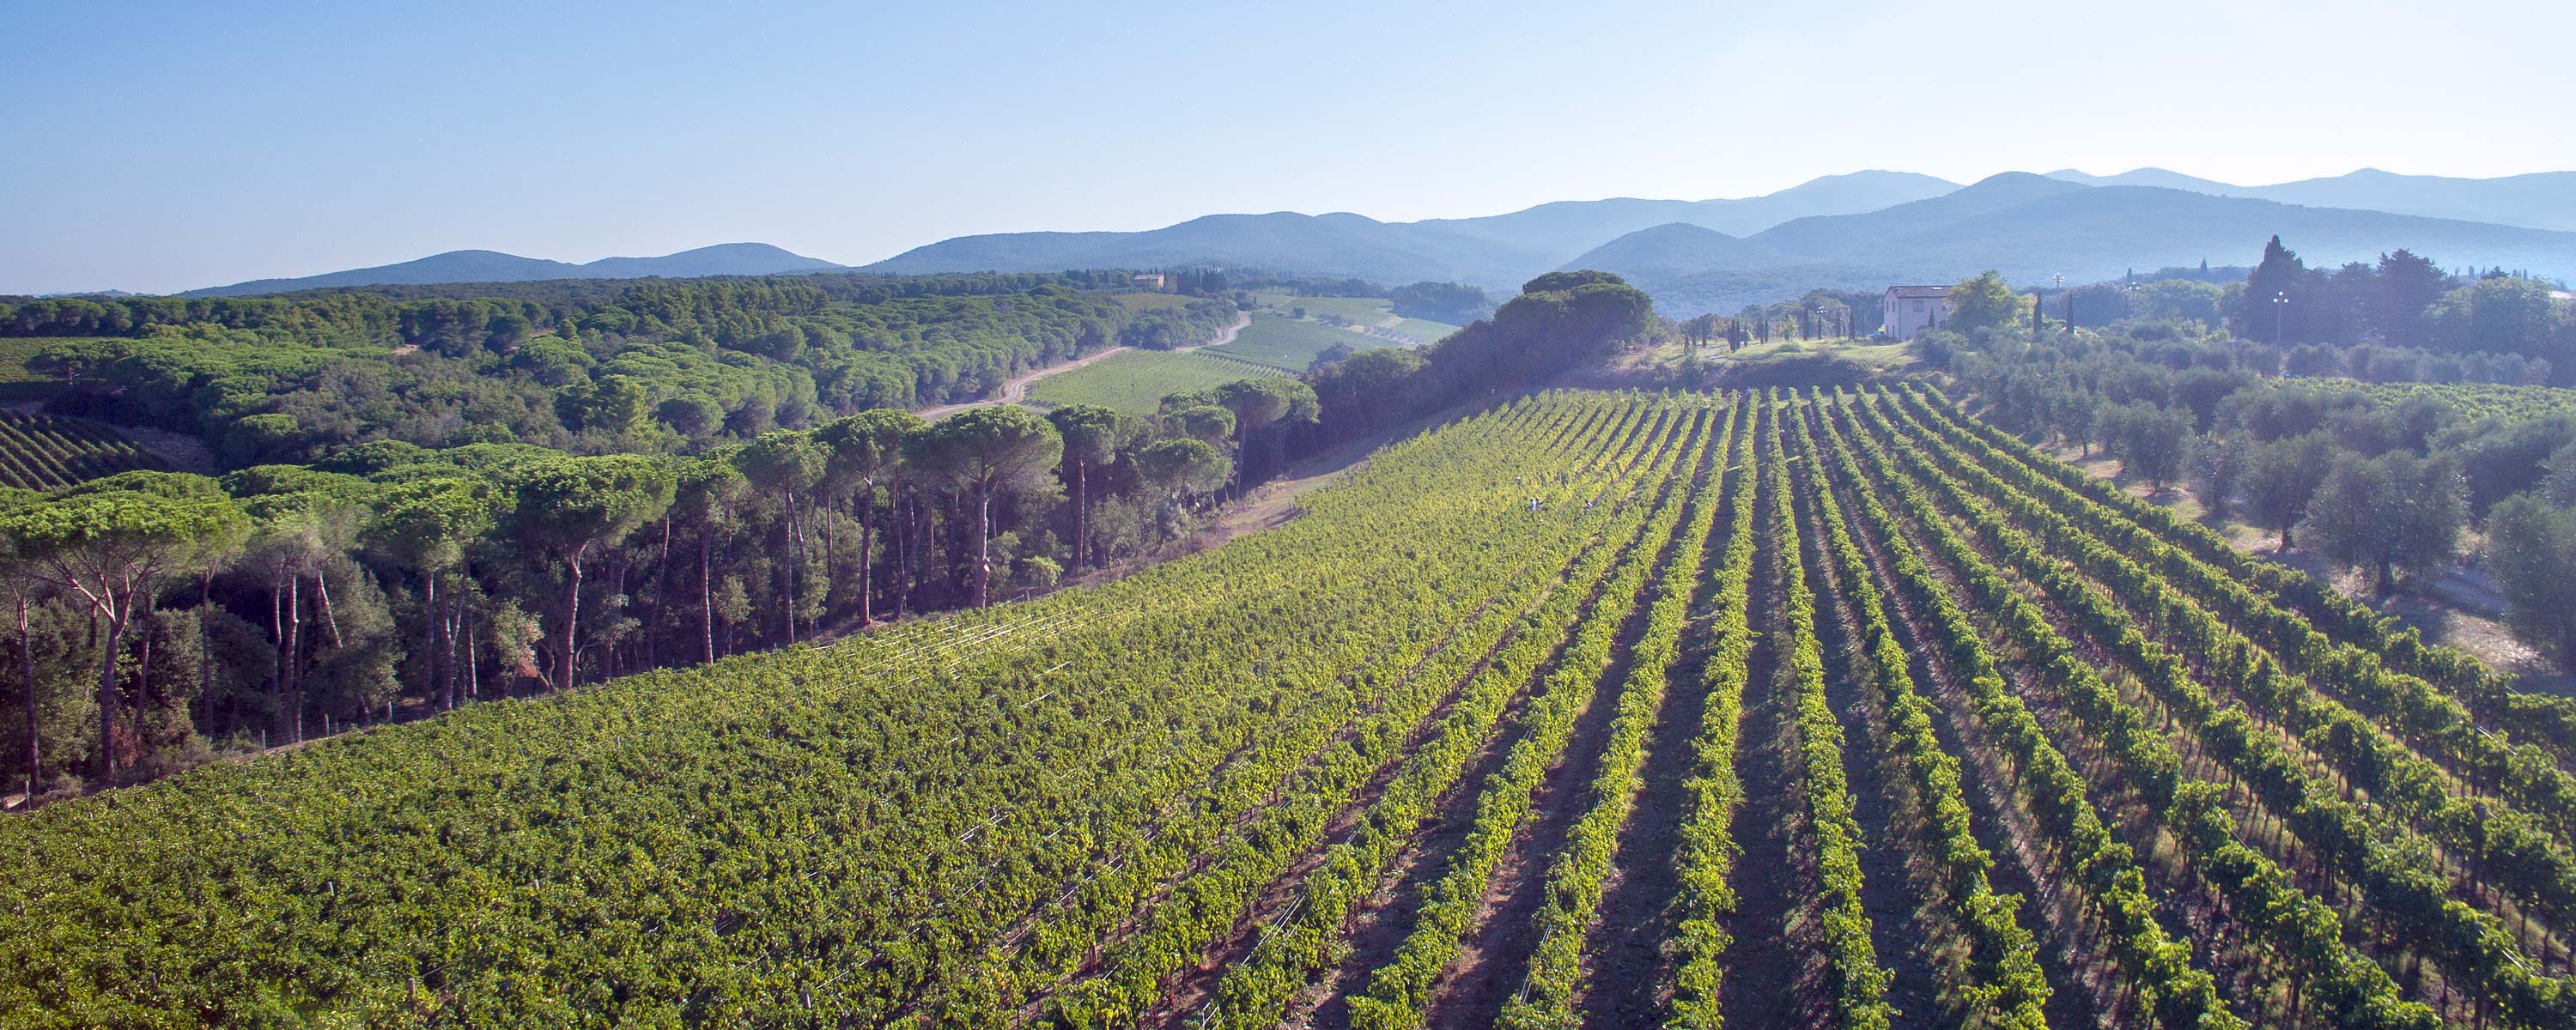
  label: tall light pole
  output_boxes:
[2052,274,2066,334]
[2272,290,2288,348]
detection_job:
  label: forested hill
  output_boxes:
[0,270,1242,466]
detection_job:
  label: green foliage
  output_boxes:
[1133,437,1227,500]
[1387,282,1488,324]
[2488,494,2576,661]
[2238,431,2334,543]
[1945,270,2025,335]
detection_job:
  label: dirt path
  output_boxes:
[914,312,1249,421]
[106,421,216,475]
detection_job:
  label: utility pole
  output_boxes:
[2273,290,2288,348]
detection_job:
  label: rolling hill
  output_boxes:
[182,242,841,297]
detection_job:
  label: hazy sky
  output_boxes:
[6,0,2571,294]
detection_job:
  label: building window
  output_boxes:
[1911,300,1925,312]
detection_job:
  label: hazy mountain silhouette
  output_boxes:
[2045,167,2576,232]
[861,172,1961,288]
[174,168,2574,313]
[183,243,841,297]
[1558,222,1901,315]
[1566,173,2576,315]
[865,211,1550,290]
[1406,171,1959,261]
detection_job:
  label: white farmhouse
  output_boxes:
[1882,285,1954,341]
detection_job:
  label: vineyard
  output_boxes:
[1206,313,1400,372]
[0,410,167,489]
[6,385,2576,1028]
[2331,379,2576,421]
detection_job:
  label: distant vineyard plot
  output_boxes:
[1206,312,1395,371]
[0,338,56,402]
[2324,379,2576,421]
[0,411,167,488]
[1249,293,1396,325]
[7,387,2571,1028]
[1387,316,1462,345]
[1023,349,1287,414]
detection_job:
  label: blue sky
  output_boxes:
[5,0,2571,294]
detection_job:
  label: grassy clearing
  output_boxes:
[1722,338,1919,371]
[1205,313,1394,372]
[1024,350,1286,414]
[0,338,61,402]
[1249,293,1394,326]
[1386,317,1461,345]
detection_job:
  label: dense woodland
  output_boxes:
[0,270,1650,799]
[5,272,1241,464]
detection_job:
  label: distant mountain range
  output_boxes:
[859,170,1960,288]
[154,167,2575,318]
[865,169,2574,316]
[2044,167,2576,233]
[1573,173,2576,314]
[180,243,841,297]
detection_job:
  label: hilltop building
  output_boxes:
[1130,273,1167,290]
[1882,286,1953,341]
